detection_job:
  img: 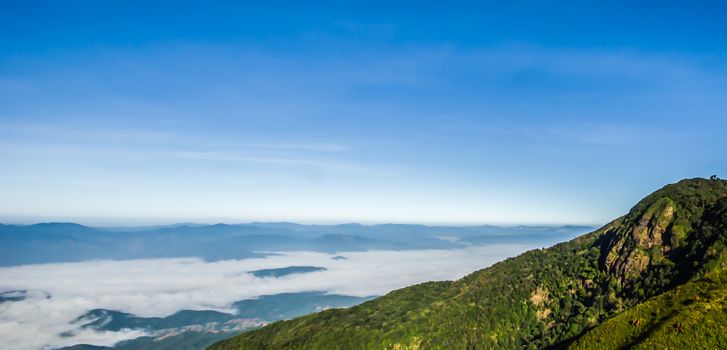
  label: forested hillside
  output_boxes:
[210,178,727,349]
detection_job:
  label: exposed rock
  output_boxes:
[530,286,549,307]
[603,197,678,284]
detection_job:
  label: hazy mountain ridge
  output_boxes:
[0,222,592,266]
[209,178,727,349]
[57,292,372,350]
[249,266,327,278]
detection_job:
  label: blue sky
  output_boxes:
[1,1,726,225]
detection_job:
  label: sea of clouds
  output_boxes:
[0,244,538,349]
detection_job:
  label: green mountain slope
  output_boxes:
[569,266,727,349]
[209,178,727,350]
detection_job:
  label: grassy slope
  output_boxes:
[209,178,727,350]
[570,264,727,349]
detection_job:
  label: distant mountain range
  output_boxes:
[0,220,593,350]
[210,178,727,349]
[0,222,593,266]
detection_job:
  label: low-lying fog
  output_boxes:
[0,244,538,349]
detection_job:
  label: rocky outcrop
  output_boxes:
[603,197,678,283]
[601,178,727,290]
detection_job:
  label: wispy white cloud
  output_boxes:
[165,150,337,166]
[253,143,350,152]
[461,44,726,86]
[161,150,383,174]
[448,120,648,147]
[2,122,351,154]
[1,122,177,143]
[0,245,534,350]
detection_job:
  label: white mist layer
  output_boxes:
[0,244,535,350]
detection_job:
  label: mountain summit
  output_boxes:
[209,178,727,349]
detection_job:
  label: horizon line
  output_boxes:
[0,217,603,228]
